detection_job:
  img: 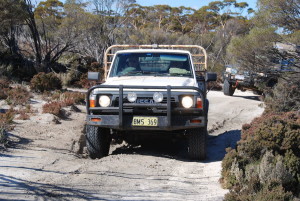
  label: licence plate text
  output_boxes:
[132,117,158,127]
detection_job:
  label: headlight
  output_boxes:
[127,92,137,103]
[99,95,110,107]
[182,96,193,108]
[153,92,163,103]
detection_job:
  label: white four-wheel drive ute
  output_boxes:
[86,44,217,160]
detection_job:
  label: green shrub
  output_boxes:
[222,112,300,200]
[57,70,79,87]
[30,72,62,92]
[264,74,300,113]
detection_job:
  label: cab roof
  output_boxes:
[115,49,191,54]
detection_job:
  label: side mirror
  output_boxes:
[88,72,100,81]
[205,72,217,82]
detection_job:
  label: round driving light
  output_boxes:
[99,95,110,107]
[182,96,193,108]
[127,92,137,102]
[153,92,163,103]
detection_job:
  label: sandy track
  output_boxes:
[0,90,264,201]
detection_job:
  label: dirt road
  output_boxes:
[0,90,263,201]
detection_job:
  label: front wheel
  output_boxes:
[86,125,111,159]
[187,127,207,160]
[223,79,235,96]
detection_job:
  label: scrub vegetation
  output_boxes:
[220,0,300,199]
[0,0,299,199]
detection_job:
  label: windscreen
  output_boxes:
[109,53,193,77]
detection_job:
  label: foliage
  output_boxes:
[16,110,30,120]
[256,0,300,33]
[222,1,300,196]
[0,77,10,100]
[0,78,31,106]
[0,0,254,76]
[57,56,99,87]
[207,74,223,91]
[30,72,62,92]
[61,91,85,104]
[0,77,10,89]
[42,101,62,116]
[15,105,34,120]
[47,90,85,104]
[0,126,8,145]
[0,0,28,59]
[226,27,280,72]
[0,109,16,146]
[42,90,84,116]
[6,86,31,106]
[76,62,103,88]
[264,74,300,113]
[221,112,300,200]
[0,109,15,127]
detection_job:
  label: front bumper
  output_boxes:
[87,114,206,131]
[86,85,206,131]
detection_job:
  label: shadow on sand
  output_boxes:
[110,129,241,163]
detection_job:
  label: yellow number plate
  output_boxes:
[132,117,158,127]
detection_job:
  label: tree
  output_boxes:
[190,0,251,71]
[0,0,27,56]
[21,0,74,72]
[257,0,300,33]
[226,27,280,72]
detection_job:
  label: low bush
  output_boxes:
[42,90,84,117]
[264,74,300,113]
[45,90,85,105]
[0,109,16,126]
[0,77,10,89]
[6,86,31,106]
[57,70,79,87]
[0,87,9,100]
[76,73,93,89]
[42,101,62,116]
[62,91,85,104]
[16,110,30,120]
[0,126,8,147]
[0,77,10,100]
[221,112,300,200]
[30,72,62,92]
[0,109,16,147]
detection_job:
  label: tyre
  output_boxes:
[86,125,111,159]
[266,78,278,88]
[223,79,235,96]
[253,90,263,95]
[187,127,207,160]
